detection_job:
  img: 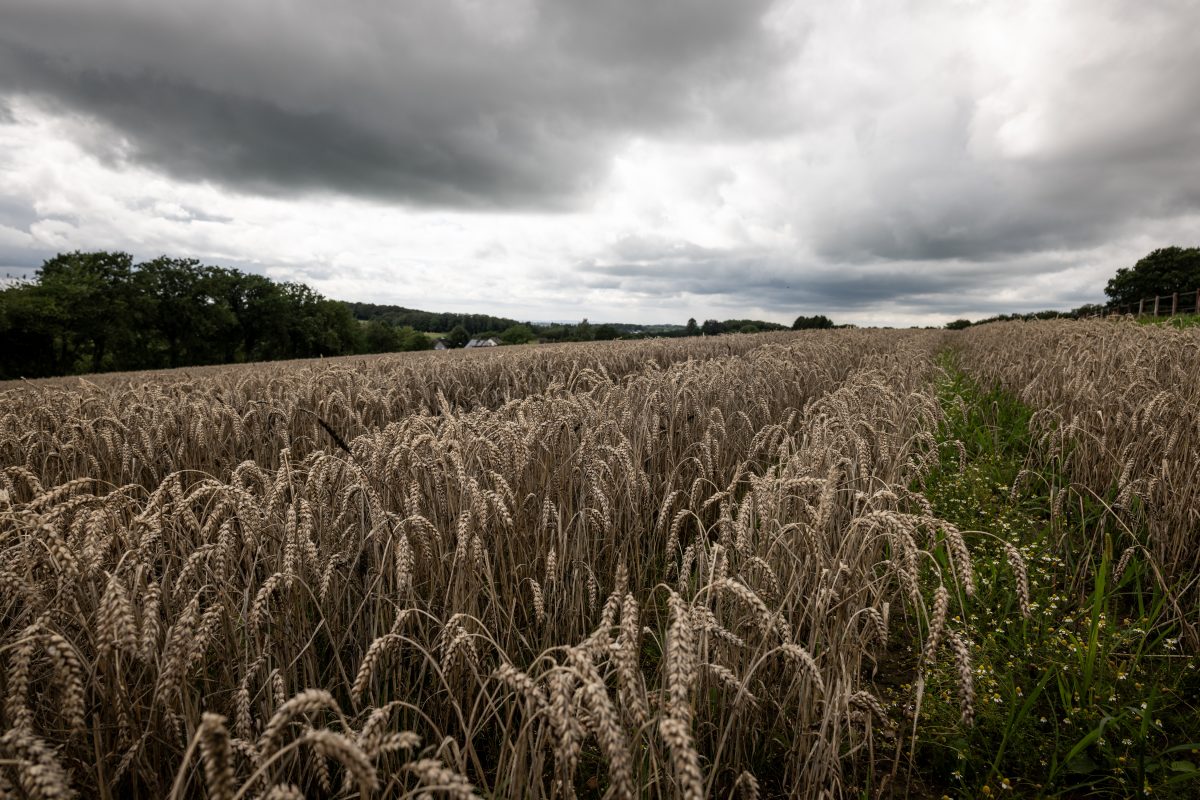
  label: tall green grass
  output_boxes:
[902,353,1200,798]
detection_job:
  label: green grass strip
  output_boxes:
[899,351,1200,799]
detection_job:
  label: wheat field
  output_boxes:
[954,321,1200,639]
[1,323,1195,798]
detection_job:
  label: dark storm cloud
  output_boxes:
[810,153,1200,265]
[0,0,783,207]
[576,236,1105,318]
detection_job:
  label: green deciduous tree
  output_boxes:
[363,320,403,353]
[446,324,470,348]
[36,251,137,371]
[0,282,63,378]
[1105,247,1200,306]
[398,326,432,351]
[134,257,238,367]
[792,314,834,330]
[500,324,535,344]
[0,251,376,379]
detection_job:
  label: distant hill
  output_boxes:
[605,323,687,334]
[343,302,785,339]
[345,302,522,335]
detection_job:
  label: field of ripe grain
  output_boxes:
[2,324,1196,799]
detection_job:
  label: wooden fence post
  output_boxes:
[1172,293,1179,315]
[1138,298,1144,315]
[1153,296,1160,316]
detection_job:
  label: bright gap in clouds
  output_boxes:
[1,0,1199,327]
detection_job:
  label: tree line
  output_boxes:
[0,251,430,379]
[349,303,800,341]
[347,302,522,338]
[0,251,835,380]
[944,246,1200,329]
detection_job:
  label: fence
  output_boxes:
[1094,289,1200,318]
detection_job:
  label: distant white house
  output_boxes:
[464,338,499,348]
[433,339,449,350]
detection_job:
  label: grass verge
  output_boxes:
[898,352,1200,798]
[1135,313,1200,329]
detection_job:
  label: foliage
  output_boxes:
[945,318,973,330]
[791,314,834,330]
[1141,313,1200,329]
[0,251,371,378]
[332,301,796,344]
[346,301,522,336]
[499,324,536,344]
[970,310,1069,326]
[1072,303,1109,318]
[694,318,790,336]
[446,324,470,348]
[593,323,619,341]
[0,251,464,378]
[362,321,432,354]
[1105,247,1200,306]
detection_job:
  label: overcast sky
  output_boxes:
[2,0,1199,326]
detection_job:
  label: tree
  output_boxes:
[134,256,241,367]
[0,283,63,377]
[701,319,721,336]
[792,314,834,330]
[685,318,700,336]
[310,299,364,355]
[37,251,137,371]
[396,327,432,351]
[593,324,619,341]
[363,320,402,353]
[0,250,395,378]
[945,319,972,330]
[574,318,594,342]
[1105,247,1200,307]
[500,324,535,344]
[1071,303,1107,319]
[539,325,570,343]
[446,324,470,348]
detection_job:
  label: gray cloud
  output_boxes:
[0,196,39,231]
[573,234,1117,320]
[0,0,782,207]
[807,151,1200,266]
[1,0,1199,326]
[800,2,1200,265]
